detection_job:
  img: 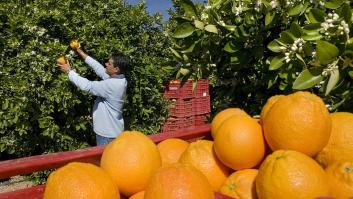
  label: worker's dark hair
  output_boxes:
[111,51,130,74]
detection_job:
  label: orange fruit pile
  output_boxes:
[44,91,353,199]
[100,131,161,197]
[43,162,119,199]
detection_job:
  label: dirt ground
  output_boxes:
[0,176,33,193]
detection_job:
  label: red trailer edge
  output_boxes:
[0,124,234,199]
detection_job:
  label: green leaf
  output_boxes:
[204,24,218,34]
[179,68,190,76]
[223,25,236,32]
[296,54,306,66]
[303,23,322,34]
[302,34,323,41]
[305,9,325,23]
[293,69,323,89]
[325,68,339,96]
[325,0,344,9]
[316,40,339,65]
[288,3,306,16]
[265,12,276,26]
[348,37,353,44]
[194,20,204,30]
[268,75,278,89]
[341,4,352,23]
[2,100,8,110]
[181,42,197,53]
[172,22,195,38]
[238,25,249,37]
[348,70,353,78]
[267,40,283,53]
[209,0,222,6]
[169,48,183,60]
[303,43,315,56]
[224,42,241,53]
[231,56,239,63]
[280,31,296,44]
[290,23,302,37]
[182,54,189,62]
[269,55,286,70]
[181,0,197,18]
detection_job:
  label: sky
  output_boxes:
[126,0,207,21]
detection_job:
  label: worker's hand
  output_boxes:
[57,61,72,73]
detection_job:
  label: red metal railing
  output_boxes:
[0,124,235,199]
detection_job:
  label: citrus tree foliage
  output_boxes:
[0,0,172,157]
[169,0,353,114]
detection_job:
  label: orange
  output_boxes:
[70,39,80,49]
[262,91,331,157]
[325,161,353,199]
[43,162,119,199]
[129,191,145,199]
[256,150,329,199]
[178,140,231,191]
[157,138,189,167]
[56,56,67,65]
[144,163,214,199]
[259,95,285,124]
[219,169,258,199]
[316,112,353,168]
[214,115,265,170]
[211,108,250,138]
[100,131,161,197]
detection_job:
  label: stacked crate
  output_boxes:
[161,79,210,133]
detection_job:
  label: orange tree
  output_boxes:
[168,0,353,115]
[0,0,173,158]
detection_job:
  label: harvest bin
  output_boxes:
[0,124,233,199]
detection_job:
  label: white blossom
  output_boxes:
[201,12,209,21]
[218,20,226,26]
[69,50,75,56]
[270,0,278,9]
[282,38,306,63]
[234,5,243,16]
[322,61,339,76]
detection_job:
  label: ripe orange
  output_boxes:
[259,95,285,124]
[214,115,265,170]
[100,131,161,197]
[157,138,189,167]
[256,150,329,199]
[262,91,331,157]
[70,39,80,49]
[129,191,145,199]
[316,112,353,168]
[56,56,67,65]
[325,161,353,198]
[178,140,231,191]
[44,162,119,199]
[144,163,214,199]
[211,108,250,138]
[219,169,258,199]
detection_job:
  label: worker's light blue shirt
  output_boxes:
[68,56,127,138]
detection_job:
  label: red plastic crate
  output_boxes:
[168,98,193,117]
[184,116,196,128]
[192,96,211,115]
[195,114,210,126]
[193,79,209,97]
[161,117,185,133]
[164,80,193,99]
